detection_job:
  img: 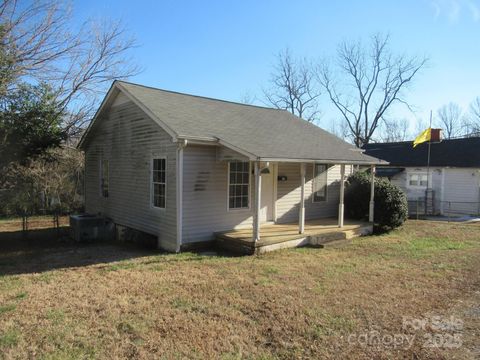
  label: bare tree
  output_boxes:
[436,102,463,139]
[329,118,350,141]
[240,91,257,105]
[318,34,427,147]
[1,146,84,215]
[380,118,409,142]
[263,49,321,122]
[464,97,480,135]
[0,0,140,136]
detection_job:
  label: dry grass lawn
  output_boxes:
[0,219,479,359]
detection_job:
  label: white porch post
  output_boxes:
[175,139,187,253]
[369,165,375,223]
[253,161,261,242]
[299,163,306,234]
[338,164,345,228]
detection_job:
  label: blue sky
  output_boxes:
[75,0,480,137]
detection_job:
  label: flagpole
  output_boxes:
[426,110,432,189]
[425,110,433,215]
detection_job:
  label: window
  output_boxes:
[228,161,250,209]
[409,174,428,187]
[419,174,428,187]
[313,164,328,202]
[409,174,418,186]
[152,158,166,208]
[100,159,109,198]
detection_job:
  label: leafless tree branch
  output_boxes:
[0,0,141,136]
[464,97,480,136]
[263,48,321,122]
[379,117,409,142]
[317,34,427,147]
[436,102,463,139]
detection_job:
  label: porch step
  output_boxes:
[215,236,256,255]
[308,231,347,246]
[343,225,373,239]
[319,238,353,249]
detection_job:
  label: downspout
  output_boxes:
[176,139,187,252]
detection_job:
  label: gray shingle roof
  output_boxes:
[106,81,383,164]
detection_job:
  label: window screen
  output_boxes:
[313,164,328,202]
[152,158,166,208]
[228,161,250,209]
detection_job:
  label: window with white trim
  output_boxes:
[313,164,328,202]
[409,173,428,187]
[228,161,250,209]
[152,158,166,208]
[100,159,109,198]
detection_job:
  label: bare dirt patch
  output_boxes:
[0,220,479,359]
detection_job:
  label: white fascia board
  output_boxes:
[78,81,180,149]
[216,139,257,160]
[177,135,257,160]
[77,84,120,149]
[259,157,388,165]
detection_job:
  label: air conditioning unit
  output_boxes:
[70,214,106,242]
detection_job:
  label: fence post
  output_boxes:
[53,211,59,239]
[21,213,28,239]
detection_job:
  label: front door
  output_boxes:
[260,169,274,222]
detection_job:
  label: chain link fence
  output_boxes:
[408,199,480,220]
[0,211,73,243]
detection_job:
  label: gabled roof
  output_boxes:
[363,137,480,168]
[79,81,383,164]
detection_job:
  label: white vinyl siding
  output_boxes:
[389,166,480,216]
[182,145,254,244]
[276,163,352,224]
[100,159,109,198]
[83,93,177,251]
[443,168,480,215]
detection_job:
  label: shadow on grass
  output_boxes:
[0,227,160,276]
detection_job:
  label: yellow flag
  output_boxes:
[413,128,431,148]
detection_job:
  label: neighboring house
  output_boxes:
[363,138,480,216]
[78,81,382,252]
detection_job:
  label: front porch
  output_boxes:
[216,218,373,254]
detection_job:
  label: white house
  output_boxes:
[78,81,383,253]
[363,138,480,217]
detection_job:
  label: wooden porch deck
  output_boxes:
[215,218,373,254]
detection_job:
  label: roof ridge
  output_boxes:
[366,136,480,147]
[116,80,284,112]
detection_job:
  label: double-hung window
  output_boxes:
[100,159,109,198]
[409,173,428,187]
[228,161,250,210]
[313,164,328,202]
[152,158,166,209]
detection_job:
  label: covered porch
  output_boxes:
[215,157,377,254]
[252,161,375,240]
[216,217,373,254]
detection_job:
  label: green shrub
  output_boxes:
[345,170,408,230]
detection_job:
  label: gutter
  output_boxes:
[258,157,388,166]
